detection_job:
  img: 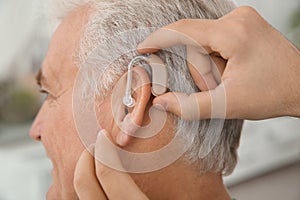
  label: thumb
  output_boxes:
[153,86,227,120]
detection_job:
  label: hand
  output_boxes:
[138,6,300,120]
[74,130,149,200]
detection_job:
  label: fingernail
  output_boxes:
[97,130,105,139]
[153,103,166,111]
[116,133,127,146]
[87,144,95,156]
[153,97,168,109]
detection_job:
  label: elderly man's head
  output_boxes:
[31,0,243,199]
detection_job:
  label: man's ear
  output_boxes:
[111,66,151,146]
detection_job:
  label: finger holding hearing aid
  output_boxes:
[138,6,300,120]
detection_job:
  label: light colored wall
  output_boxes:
[229,162,300,200]
[235,0,300,38]
[0,0,49,81]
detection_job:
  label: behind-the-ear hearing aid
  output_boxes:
[122,54,169,108]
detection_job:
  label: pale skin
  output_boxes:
[72,5,300,199]
[138,6,300,121]
[31,5,300,199]
[31,5,232,200]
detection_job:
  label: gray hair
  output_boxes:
[53,0,243,175]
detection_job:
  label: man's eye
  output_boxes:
[39,89,49,94]
[39,89,58,102]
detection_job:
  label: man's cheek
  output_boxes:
[95,99,113,128]
[98,112,113,131]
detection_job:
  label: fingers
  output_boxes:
[137,20,227,93]
[137,19,230,120]
[153,92,209,120]
[74,147,108,200]
[94,130,149,200]
[137,19,217,54]
[187,46,218,91]
[153,85,227,120]
[210,54,226,84]
[74,130,149,200]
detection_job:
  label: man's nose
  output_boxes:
[30,105,45,141]
[30,117,41,141]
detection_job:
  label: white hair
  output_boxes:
[50,0,243,175]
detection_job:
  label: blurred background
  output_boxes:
[0,0,299,199]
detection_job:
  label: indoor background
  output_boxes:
[0,0,299,199]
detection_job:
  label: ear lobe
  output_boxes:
[113,66,152,146]
[117,114,139,146]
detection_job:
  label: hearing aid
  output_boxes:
[122,54,169,108]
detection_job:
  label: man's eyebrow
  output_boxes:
[35,68,48,88]
[36,69,43,87]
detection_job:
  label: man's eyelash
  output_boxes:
[39,89,49,94]
[39,89,57,100]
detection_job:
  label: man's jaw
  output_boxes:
[47,167,79,200]
[42,144,61,200]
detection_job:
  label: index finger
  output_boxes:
[137,19,217,54]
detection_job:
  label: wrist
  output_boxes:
[286,48,300,118]
[290,91,300,118]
